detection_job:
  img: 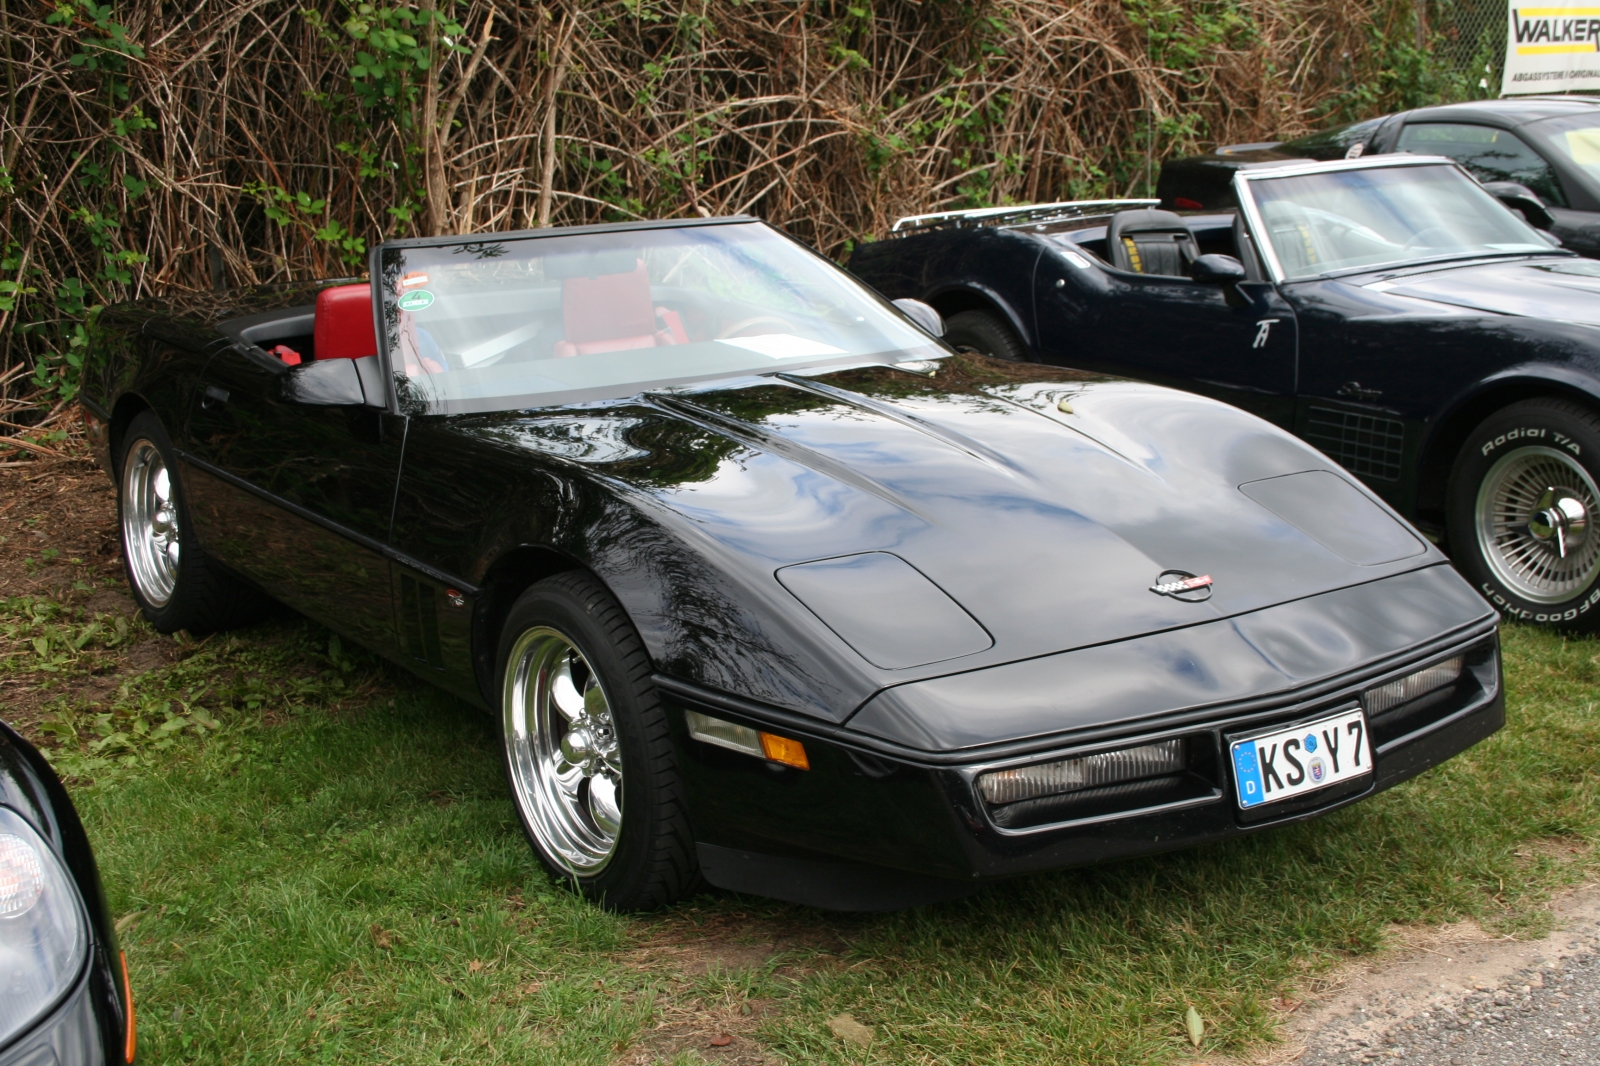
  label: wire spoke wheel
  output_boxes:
[502,626,623,874]
[1475,444,1600,604]
[121,438,181,607]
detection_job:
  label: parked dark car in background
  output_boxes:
[1156,95,1600,258]
[849,153,1600,629]
[82,216,1501,912]
[0,719,134,1065]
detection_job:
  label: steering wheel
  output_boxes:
[1403,226,1456,252]
[716,316,800,340]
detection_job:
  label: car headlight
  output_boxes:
[0,807,89,1047]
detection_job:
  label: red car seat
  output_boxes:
[314,284,378,360]
[554,261,683,358]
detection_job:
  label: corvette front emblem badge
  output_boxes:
[1150,570,1214,601]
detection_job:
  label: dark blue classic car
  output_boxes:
[1155,95,1600,258]
[848,154,1600,630]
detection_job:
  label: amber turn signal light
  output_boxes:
[758,732,810,770]
[685,711,810,770]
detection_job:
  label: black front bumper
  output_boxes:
[661,626,1502,910]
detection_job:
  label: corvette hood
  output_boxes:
[1370,257,1600,325]
[476,358,1443,693]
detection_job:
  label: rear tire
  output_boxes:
[117,410,267,634]
[944,310,1029,362]
[1446,398,1600,630]
[495,571,698,911]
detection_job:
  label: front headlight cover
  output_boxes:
[0,807,89,1050]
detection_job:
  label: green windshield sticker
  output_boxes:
[397,289,435,311]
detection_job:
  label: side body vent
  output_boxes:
[1303,407,1405,482]
[399,573,444,669]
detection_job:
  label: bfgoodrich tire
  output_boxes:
[495,571,698,910]
[117,410,267,634]
[1447,398,1600,630]
[944,310,1029,361]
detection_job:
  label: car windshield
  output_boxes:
[1245,163,1553,279]
[1528,113,1600,203]
[377,221,939,415]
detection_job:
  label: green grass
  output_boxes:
[34,616,1600,1064]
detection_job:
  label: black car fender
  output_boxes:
[923,279,1037,352]
[451,454,877,723]
[851,229,1043,352]
[1414,361,1600,517]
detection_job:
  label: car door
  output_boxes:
[182,331,407,655]
[1032,240,1299,428]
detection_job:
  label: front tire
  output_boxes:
[944,310,1029,361]
[496,571,698,910]
[1447,398,1600,630]
[117,410,266,633]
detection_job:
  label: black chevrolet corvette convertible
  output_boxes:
[850,154,1600,631]
[83,218,1501,910]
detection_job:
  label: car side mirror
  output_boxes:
[1191,254,1247,284]
[281,355,386,407]
[892,298,945,337]
[1482,181,1555,229]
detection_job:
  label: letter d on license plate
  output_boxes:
[1229,706,1372,809]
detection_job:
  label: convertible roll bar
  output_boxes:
[889,198,1161,235]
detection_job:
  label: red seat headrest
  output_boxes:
[562,263,655,344]
[314,283,377,360]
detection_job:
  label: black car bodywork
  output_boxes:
[1156,96,1600,258]
[848,156,1600,630]
[0,721,133,1064]
[82,217,1502,909]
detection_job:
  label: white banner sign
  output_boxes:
[1502,4,1600,93]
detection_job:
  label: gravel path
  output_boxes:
[1304,943,1600,1064]
[1218,884,1600,1066]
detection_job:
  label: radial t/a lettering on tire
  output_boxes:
[117,410,268,634]
[495,571,698,911]
[1447,398,1600,630]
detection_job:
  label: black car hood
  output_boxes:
[473,357,1444,707]
[1362,256,1600,325]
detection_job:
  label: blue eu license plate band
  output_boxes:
[1229,706,1372,809]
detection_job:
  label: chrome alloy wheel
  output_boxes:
[502,627,623,874]
[121,439,181,607]
[1476,444,1600,604]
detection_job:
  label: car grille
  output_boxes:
[1304,406,1405,482]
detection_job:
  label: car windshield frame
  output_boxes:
[1234,156,1565,282]
[368,217,945,416]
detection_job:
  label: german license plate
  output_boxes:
[1229,706,1372,810]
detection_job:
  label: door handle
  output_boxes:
[1337,381,1382,401]
[201,385,230,410]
